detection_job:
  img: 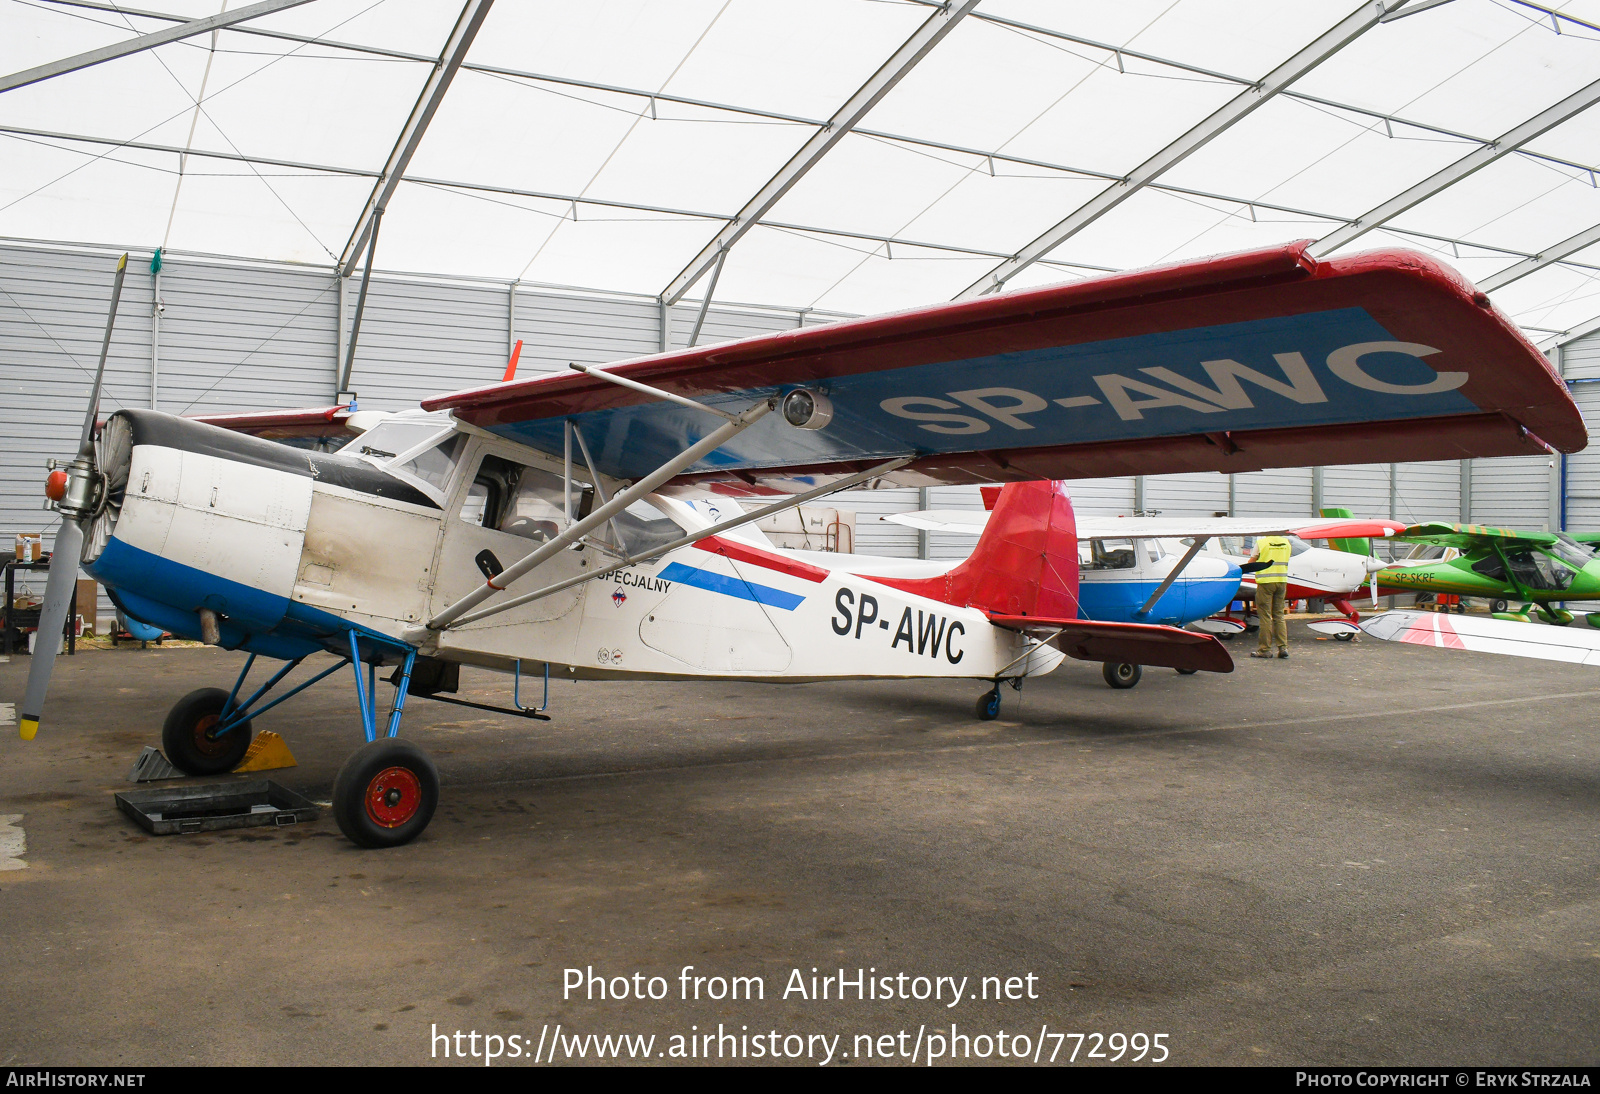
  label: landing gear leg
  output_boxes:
[332,634,436,848]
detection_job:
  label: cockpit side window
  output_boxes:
[471,454,592,543]
[1083,538,1137,570]
[611,498,687,555]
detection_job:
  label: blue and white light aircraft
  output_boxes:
[14,242,1581,847]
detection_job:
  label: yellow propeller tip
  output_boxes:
[19,719,38,741]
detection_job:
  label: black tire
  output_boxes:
[161,687,252,776]
[975,688,1001,721]
[333,738,439,848]
[1491,599,1509,614]
[1102,662,1142,689]
[1175,668,1198,675]
[1335,632,1355,642]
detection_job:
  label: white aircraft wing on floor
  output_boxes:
[1360,610,1600,666]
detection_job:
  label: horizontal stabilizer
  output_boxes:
[990,614,1233,673]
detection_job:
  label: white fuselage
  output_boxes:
[91,417,1063,684]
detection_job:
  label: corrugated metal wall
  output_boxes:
[5,239,1594,589]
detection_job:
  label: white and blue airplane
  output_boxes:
[14,243,1580,847]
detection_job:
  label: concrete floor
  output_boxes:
[2,621,1599,1067]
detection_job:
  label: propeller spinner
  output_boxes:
[18,253,128,740]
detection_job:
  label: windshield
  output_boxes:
[392,434,464,496]
[1504,545,1575,591]
[1550,535,1593,570]
[342,420,450,462]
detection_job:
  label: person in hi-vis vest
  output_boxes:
[1244,534,1293,659]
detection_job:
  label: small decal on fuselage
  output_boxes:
[599,568,672,593]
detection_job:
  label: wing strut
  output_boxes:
[425,398,775,630]
[1135,537,1210,618]
[441,455,913,629]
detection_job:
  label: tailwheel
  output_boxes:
[333,738,439,848]
[162,687,252,776]
[1102,662,1142,689]
[975,687,1002,721]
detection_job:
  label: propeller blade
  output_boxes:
[18,519,84,740]
[77,253,128,457]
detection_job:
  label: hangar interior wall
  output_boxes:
[2,241,1591,588]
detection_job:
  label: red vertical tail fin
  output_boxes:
[873,481,1080,617]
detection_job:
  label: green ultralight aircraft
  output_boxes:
[1376,523,1600,626]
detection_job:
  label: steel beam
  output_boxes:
[955,0,1400,300]
[0,123,1119,271]
[0,0,315,94]
[1479,221,1600,292]
[1538,312,1600,352]
[338,0,494,275]
[8,119,1590,275]
[41,0,1600,186]
[1315,74,1600,255]
[659,0,979,305]
[17,119,1600,293]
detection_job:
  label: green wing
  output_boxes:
[1394,522,1559,551]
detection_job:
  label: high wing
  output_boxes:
[425,242,1582,494]
[1079,517,1405,541]
[882,511,1404,541]
[1361,610,1600,667]
[190,406,366,447]
[1392,521,1560,550]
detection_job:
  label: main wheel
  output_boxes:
[975,688,1001,721]
[162,687,252,776]
[1335,632,1355,642]
[333,738,439,848]
[1175,668,1198,675]
[1491,599,1509,614]
[1102,662,1142,689]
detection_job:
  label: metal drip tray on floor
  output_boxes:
[115,779,319,835]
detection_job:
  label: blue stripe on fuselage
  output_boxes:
[656,562,805,610]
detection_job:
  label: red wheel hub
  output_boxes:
[365,766,422,828]
[192,713,231,758]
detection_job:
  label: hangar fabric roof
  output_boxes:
[4,0,1600,344]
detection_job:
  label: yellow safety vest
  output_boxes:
[1255,536,1291,583]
